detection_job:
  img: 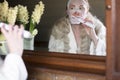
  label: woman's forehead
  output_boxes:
[68,0,86,6]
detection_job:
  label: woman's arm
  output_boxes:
[0,23,28,80]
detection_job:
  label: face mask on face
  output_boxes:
[67,0,88,24]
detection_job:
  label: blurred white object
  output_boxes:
[69,16,95,28]
[0,22,31,38]
[78,18,95,28]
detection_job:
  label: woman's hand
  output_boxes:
[82,19,98,47]
[1,23,24,56]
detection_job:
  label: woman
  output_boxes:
[0,23,28,80]
[49,0,106,55]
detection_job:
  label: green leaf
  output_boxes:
[29,18,36,33]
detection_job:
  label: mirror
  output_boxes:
[35,0,106,56]
[0,0,106,56]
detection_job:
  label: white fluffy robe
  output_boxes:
[90,39,106,56]
[0,54,28,80]
[49,15,106,56]
[49,25,106,56]
[49,25,78,54]
[49,36,65,53]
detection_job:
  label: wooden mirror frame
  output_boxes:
[23,0,120,80]
[106,0,120,80]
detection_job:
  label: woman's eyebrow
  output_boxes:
[70,4,84,7]
[79,5,84,7]
[69,4,75,7]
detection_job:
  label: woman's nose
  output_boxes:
[72,11,80,17]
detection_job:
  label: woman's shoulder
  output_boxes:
[54,16,69,25]
[51,16,70,34]
[87,12,106,28]
[53,16,70,29]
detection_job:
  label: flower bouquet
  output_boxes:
[17,1,45,50]
[0,0,45,54]
[17,1,45,37]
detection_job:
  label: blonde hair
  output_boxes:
[67,0,90,10]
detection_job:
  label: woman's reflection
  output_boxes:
[48,0,106,56]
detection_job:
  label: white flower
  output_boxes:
[17,5,29,25]
[7,6,18,25]
[32,29,38,37]
[29,1,45,36]
[0,0,9,22]
[31,1,45,24]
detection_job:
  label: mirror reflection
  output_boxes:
[0,0,106,56]
[48,0,106,56]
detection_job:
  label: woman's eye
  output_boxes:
[70,7,74,10]
[79,7,82,10]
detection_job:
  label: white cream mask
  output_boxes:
[67,0,88,24]
[67,0,94,28]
